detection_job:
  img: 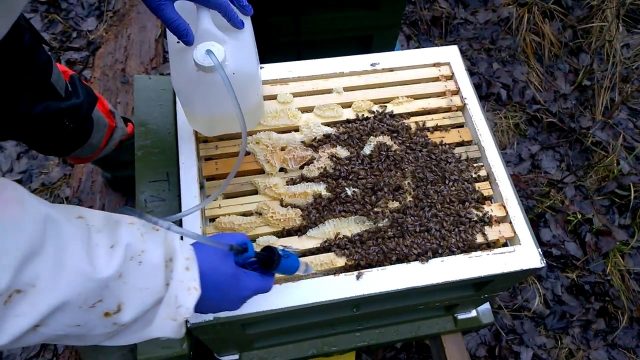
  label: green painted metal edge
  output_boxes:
[76,345,138,360]
[239,302,494,360]
[133,75,181,219]
[133,75,189,359]
[190,270,532,358]
[136,338,189,360]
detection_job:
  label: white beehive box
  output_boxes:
[175,45,545,357]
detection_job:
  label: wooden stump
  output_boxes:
[70,0,164,210]
[90,0,164,116]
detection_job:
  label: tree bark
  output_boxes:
[90,0,164,116]
[71,0,164,211]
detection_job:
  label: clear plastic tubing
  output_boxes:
[120,206,242,252]
[120,50,246,240]
[120,50,313,275]
[164,49,248,223]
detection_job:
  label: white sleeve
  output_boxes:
[0,177,201,350]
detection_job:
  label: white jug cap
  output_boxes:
[193,41,226,72]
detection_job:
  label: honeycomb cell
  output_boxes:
[299,118,336,143]
[313,104,343,118]
[256,235,280,247]
[253,177,329,206]
[351,100,375,113]
[212,215,266,232]
[361,135,399,155]
[302,146,350,178]
[276,92,294,104]
[306,216,375,240]
[248,132,315,174]
[261,107,302,126]
[255,201,304,228]
[388,96,414,105]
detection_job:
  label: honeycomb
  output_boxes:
[255,235,280,247]
[388,96,414,105]
[388,200,401,209]
[247,132,314,174]
[255,202,303,229]
[253,177,329,206]
[212,215,266,232]
[361,135,399,156]
[248,131,304,148]
[299,118,336,143]
[248,119,342,174]
[276,92,294,104]
[304,254,346,269]
[302,145,350,178]
[261,107,302,126]
[271,145,316,172]
[351,100,375,113]
[251,175,288,197]
[313,104,343,118]
[306,216,375,240]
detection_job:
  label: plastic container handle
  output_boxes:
[195,4,228,45]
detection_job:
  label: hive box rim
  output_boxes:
[175,45,545,322]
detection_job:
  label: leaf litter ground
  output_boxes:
[0,1,124,359]
[358,1,639,359]
[1,0,638,359]
[0,0,121,206]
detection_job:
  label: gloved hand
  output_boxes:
[192,233,274,314]
[140,0,253,46]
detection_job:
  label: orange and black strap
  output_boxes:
[0,14,133,164]
[55,64,134,164]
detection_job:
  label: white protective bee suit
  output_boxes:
[0,0,201,350]
[0,177,200,350]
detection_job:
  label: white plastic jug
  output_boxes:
[167,2,264,137]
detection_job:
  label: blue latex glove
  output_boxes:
[192,233,274,314]
[141,0,254,46]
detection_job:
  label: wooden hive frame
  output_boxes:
[177,46,544,322]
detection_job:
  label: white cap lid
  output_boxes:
[193,41,226,72]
